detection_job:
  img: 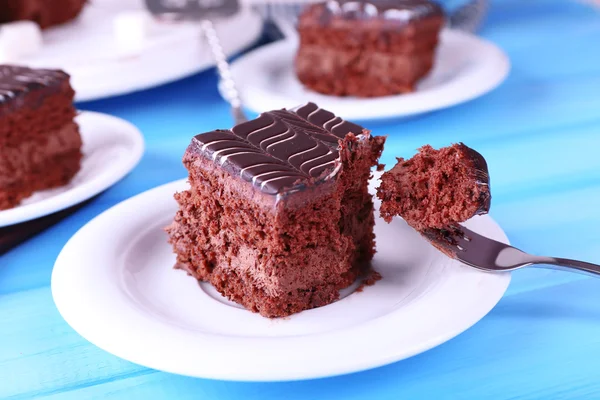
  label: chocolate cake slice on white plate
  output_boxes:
[166,102,386,317]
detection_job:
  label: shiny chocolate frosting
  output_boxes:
[188,102,367,195]
[0,65,69,104]
[320,0,444,22]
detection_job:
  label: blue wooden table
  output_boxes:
[2,0,600,398]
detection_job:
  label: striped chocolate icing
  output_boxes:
[189,102,367,195]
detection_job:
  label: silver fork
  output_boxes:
[432,226,600,277]
[200,19,248,124]
[449,0,488,33]
[254,2,304,41]
[145,0,248,125]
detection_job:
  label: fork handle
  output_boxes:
[200,19,247,125]
[533,257,600,278]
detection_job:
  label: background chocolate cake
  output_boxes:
[167,102,385,318]
[0,0,87,29]
[296,0,445,97]
[377,143,490,254]
[0,65,82,210]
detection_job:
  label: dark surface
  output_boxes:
[0,200,89,255]
[189,102,366,195]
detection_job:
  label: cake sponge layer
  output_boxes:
[295,0,445,97]
[0,66,82,210]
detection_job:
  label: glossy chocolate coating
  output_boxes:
[318,0,444,24]
[0,65,69,112]
[188,102,366,195]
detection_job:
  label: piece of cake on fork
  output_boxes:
[166,102,385,318]
[377,143,491,256]
[0,65,82,210]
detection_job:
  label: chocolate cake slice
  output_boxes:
[0,65,82,210]
[0,0,87,29]
[166,102,385,318]
[377,143,490,254]
[296,0,445,97]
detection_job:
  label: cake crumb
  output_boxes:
[356,270,382,292]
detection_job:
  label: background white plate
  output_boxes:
[0,112,144,227]
[22,0,263,102]
[52,177,510,381]
[229,30,511,120]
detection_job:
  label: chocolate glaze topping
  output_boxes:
[321,0,443,22]
[189,102,366,195]
[0,65,69,103]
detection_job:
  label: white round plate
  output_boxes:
[52,176,510,381]
[229,30,510,120]
[21,0,262,102]
[0,112,144,227]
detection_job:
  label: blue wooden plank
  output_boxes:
[25,279,600,400]
[2,0,600,398]
[484,0,600,49]
[0,288,148,399]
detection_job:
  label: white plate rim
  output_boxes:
[24,6,263,102]
[230,29,511,120]
[52,178,511,381]
[0,111,144,227]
